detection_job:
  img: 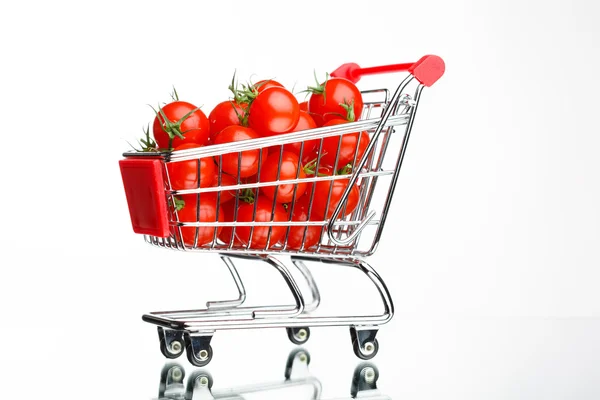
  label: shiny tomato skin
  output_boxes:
[212,172,238,204]
[308,78,363,125]
[217,200,244,245]
[259,151,307,203]
[208,100,246,140]
[167,143,215,190]
[254,79,283,93]
[235,197,288,249]
[174,193,223,247]
[283,111,319,156]
[320,119,370,169]
[153,101,210,149]
[283,196,322,250]
[311,171,360,220]
[213,126,266,178]
[248,87,300,137]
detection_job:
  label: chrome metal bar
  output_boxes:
[145,258,393,331]
[327,76,414,245]
[205,256,247,310]
[368,85,425,255]
[123,114,410,161]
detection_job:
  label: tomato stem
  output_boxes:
[170,86,180,102]
[150,102,202,147]
[305,71,329,103]
[128,124,159,152]
[169,196,186,211]
[339,98,356,122]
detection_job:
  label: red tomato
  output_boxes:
[259,151,307,203]
[235,197,288,249]
[299,101,308,112]
[308,78,363,125]
[283,196,323,250]
[311,170,360,220]
[253,79,283,93]
[304,165,333,198]
[174,194,223,247]
[212,172,238,204]
[213,126,266,178]
[217,200,244,245]
[153,101,210,149]
[208,100,246,140]
[320,119,370,169]
[248,87,300,137]
[167,143,215,190]
[283,111,319,156]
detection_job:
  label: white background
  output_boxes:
[0,0,599,399]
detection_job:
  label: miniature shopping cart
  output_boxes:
[157,348,386,400]
[119,55,445,367]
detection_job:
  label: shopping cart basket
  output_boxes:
[120,55,445,366]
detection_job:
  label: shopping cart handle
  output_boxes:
[331,55,445,87]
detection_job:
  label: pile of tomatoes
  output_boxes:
[139,73,370,250]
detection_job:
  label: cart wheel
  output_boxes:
[185,343,213,367]
[158,327,184,359]
[160,338,184,359]
[287,327,311,345]
[184,333,214,367]
[352,338,379,360]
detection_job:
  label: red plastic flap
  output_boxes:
[119,158,170,238]
[408,55,445,87]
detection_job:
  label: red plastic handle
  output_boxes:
[331,55,445,87]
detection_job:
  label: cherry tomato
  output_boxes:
[208,100,246,140]
[213,126,266,178]
[235,197,288,249]
[299,101,308,112]
[283,111,319,156]
[167,143,215,190]
[283,196,322,250]
[311,170,360,220]
[153,101,210,149]
[320,119,370,169]
[304,165,333,198]
[174,194,222,247]
[217,200,244,245]
[259,151,307,203]
[253,79,283,93]
[248,87,300,137]
[211,172,238,204]
[308,78,363,125]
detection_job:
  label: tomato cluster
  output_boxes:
[137,74,370,250]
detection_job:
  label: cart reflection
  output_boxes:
[157,349,388,400]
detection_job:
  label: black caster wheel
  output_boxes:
[287,327,311,345]
[184,333,214,367]
[352,338,379,360]
[158,328,184,359]
[185,344,213,367]
[350,327,379,360]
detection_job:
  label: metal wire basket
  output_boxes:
[120,55,445,259]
